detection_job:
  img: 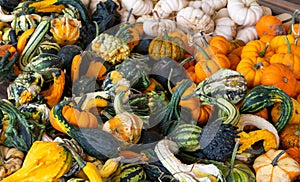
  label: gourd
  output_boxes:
[240,85,293,132]
[50,15,82,46]
[49,99,121,160]
[0,6,14,22]
[227,0,263,26]
[1,141,73,182]
[0,145,24,180]
[286,147,300,165]
[271,98,300,125]
[213,16,237,41]
[154,139,223,181]
[176,6,214,34]
[260,63,297,97]
[202,0,227,11]
[253,149,300,182]
[142,15,176,37]
[256,15,286,38]
[111,163,147,182]
[11,14,41,34]
[0,50,19,84]
[236,26,258,43]
[148,29,186,61]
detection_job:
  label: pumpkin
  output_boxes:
[241,39,274,60]
[280,124,300,149]
[236,56,269,88]
[148,29,186,61]
[213,16,237,41]
[256,15,286,38]
[260,63,297,97]
[153,0,188,18]
[0,145,24,180]
[271,98,300,125]
[236,26,258,43]
[209,35,232,55]
[269,34,295,51]
[253,149,300,182]
[192,39,231,82]
[176,6,215,34]
[227,0,263,26]
[121,0,153,16]
[188,1,215,16]
[227,46,243,70]
[197,104,212,126]
[269,36,300,79]
[49,96,99,133]
[286,147,300,165]
[142,15,176,37]
[202,0,227,11]
[1,141,73,182]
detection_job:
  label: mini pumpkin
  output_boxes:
[50,16,82,45]
[153,0,188,18]
[260,63,297,97]
[286,147,300,165]
[236,26,258,43]
[121,0,153,16]
[256,15,286,38]
[253,149,300,182]
[280,123,300,149]
[142,15,176,37]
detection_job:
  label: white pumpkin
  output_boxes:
[136,15,154,23]
[153,0,188,18]
[118,8,136,23]
[227,0,263,26]
[202,0,227,11]
[188,1,215,16]
[236,25,258,43]
[121,0,153,16]
[261,5,272,16]
[214,8,229,19]
[213,17,237,41]
[143,18,177,37]
[176,7,214,34]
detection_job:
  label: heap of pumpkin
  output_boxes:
[0,0,300,181]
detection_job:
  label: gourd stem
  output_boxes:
[284,36,291,54]
[167,68,174,94]
[199,31,210,47]
[229,139,240,170]
[163,29,170,41]
[59,143,86,169]
[259,42,269,57]
[93,21,99,37]
[126,8,133,23]
[271,150,285,166]
[246,0,257,8]
[153,10,161,22]
[179,56,194,67]
[74,94,87,111]
[290,9,300,34]
[295,123,300,135]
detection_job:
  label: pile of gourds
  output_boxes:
[0,0,300,181]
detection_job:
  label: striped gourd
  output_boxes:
[117,163,146,181]
[240,85,293,132]
[18,20,51,71]
[168,123,202,152]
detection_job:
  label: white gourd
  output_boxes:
[118,8,136,23]
[143,18,177,37]
[176,7,214,34]
[188,1,215,16]
[236,26,258,43]
[153,0,188,18]
[227,0,263,26]
[121,0,154,16]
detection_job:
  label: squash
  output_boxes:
[280,123,300,149]
[0,145,24,180]
[209,35,232,55]
[260,63,297,97]
[0,49,19,84]
[176,6,214,34]
[269,34,295,52]
[256,15,286,38]
[50,16,82,45]
[213,16,237,41]
[1,141,72,182]
[11,14,41,34]
[236,26,258,43]
[148,29,186,61]
[253,149,300,182]
[16,28,35,53]
[142,15,176,37]
[187,1,215,16]
[202,0,227,10]
[240,39,274,61]
[240,85,293,132]
[227,0,263,26]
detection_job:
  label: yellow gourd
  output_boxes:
[2,141,72,182]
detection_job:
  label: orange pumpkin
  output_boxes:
[236,57,270,88]
[259,35,275,44]
[280,124,300,149]
[209,35,231,55]
[197,104,212,126]
[228,46,243,70]
[270,34,295,51]
[256,15,286,38]
[241,40,274,61]
[260,63,297,97]
[286,147,300,165]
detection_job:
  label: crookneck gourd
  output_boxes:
[1,141,73,182]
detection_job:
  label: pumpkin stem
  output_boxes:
[153,10,161,22]
[179,56,194,67]
[93,21,99,37]
[290,9,300,35]
[163,29,170,41]
[259,42,269,57]
[246,0,257,8]
[284,36,292,54]
[126,8,133,23]
[73,94,87,111]
[253,61,264,70]
[188,35,211,60]
[199,31,210,47]
[271,150,286,166]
